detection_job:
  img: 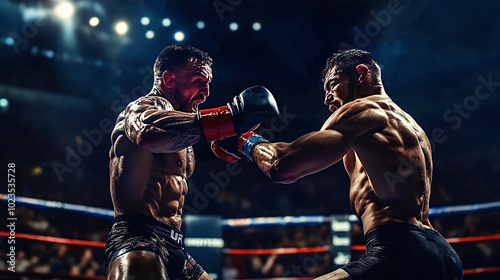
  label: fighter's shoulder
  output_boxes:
[126,94,174,112]
[323,96,390,135]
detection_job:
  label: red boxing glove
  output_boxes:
[210,140,240,162]
[198,85,279,142]
[199,106,235,141]
[211,132,269,162]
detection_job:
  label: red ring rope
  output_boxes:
[2,231,500,252]
[225,246,328,255]
[463,266,500,275]
[0,269,106,279]
[0,231,105,248]
[2,231,500,276]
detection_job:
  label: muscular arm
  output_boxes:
[253,130,351,183]
[124,95,202,153]
[252,99,388,184]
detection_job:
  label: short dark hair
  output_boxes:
[154,44,213,77]
[322,49,380,82]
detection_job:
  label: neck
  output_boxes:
[152,82,181,110]
[357,83,387,99]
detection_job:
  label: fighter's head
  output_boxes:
[322,49,381,112]
[154,44,213,112]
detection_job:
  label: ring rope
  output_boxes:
[235,278,313,280]
[3,230,499,253]
[0,269,106,279]
[224,246,329,255]
[0,193,115,220]
[463,266,500,275]
[3,194,500,227]
[0,231,105,248]
[2,233,499,276]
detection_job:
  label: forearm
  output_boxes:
[252,142,297,184]
[251,130,349,183]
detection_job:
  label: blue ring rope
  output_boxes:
[2,194,500,228]
[1,194,115,221]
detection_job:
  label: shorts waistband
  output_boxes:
[114,214,184,245]
[364,223,436,243]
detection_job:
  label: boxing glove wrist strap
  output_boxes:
[238,132,269,161]
[210,141,240,162]
[199,106,236,142]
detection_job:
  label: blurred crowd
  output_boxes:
[1,206,499,279]
[0,206,110,278]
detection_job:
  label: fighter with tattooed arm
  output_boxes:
[104,44,279,280]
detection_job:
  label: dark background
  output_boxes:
[1,0,499,219]
[1,0,500,278]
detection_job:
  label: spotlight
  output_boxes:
[141,17,150,26]
[0,98,9,113]
[5,37,14,46]
[115,21,129,35]
[32,166,43,176]
[162,18,171,27]
[252,22,262,31]
[174,31,185,41]
[145,30,155,39]
[196,21,205,30]
[229,22,238,31]
[0,98,9,108]
[43,49,55,58]
[54,1,75,19]
[89,17,99,27]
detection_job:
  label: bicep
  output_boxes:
[254,129,352,183]
[122,97,201,153]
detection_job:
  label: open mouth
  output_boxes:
[191,96,206,112]
[328,100,342,112]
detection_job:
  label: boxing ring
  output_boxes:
[1,194,500,279]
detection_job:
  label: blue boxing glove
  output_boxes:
[211,132,269,162]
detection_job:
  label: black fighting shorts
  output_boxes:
[104,215,205,280]
[342,223,463,280]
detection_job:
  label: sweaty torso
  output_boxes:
[328,95,433,234]
[109,97,195,229]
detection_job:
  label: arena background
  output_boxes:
[1,0,499,279]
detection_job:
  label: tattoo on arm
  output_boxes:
[124,96,202,152]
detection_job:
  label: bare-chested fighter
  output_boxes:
[104,44,279,280]
[212,49,463,280]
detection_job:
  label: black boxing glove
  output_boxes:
[198,85,279,142]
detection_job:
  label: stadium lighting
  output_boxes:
[146,30,155,39]
[162,18,171,27]
[54,2,75,19]
[115,21,129,35]
[141,17,150,26]
[229,22,238,31]
[0,98,9,108]
[89,17,100,27]
[252,22,262,31]
[5,37,14,46]
[196,21,205,30]
[174,31,185,41]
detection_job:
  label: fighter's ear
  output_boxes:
[355,64,369,85]
[161,70,175,89]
